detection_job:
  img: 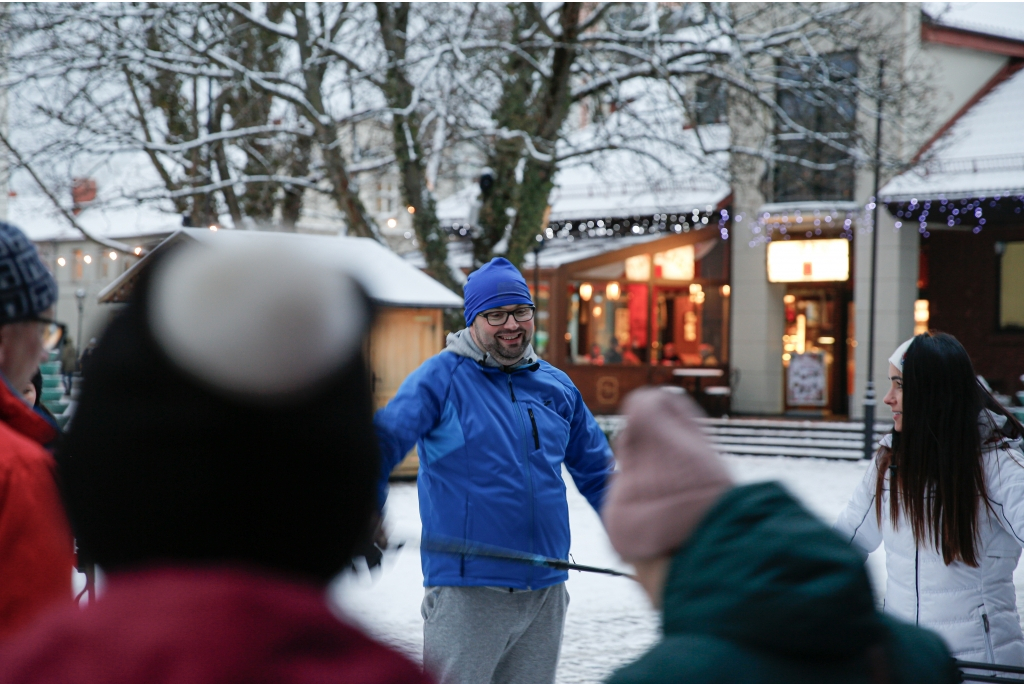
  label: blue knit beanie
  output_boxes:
[0,222,58,323]
[463,258,533,327]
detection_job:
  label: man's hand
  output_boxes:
[351,513,388,571]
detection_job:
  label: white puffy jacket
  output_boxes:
[834,411,1024,665]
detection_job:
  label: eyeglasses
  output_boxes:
[26,316,65,351]
[479,307,535,326]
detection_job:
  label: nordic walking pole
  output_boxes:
[418,535,636,579]
[955,659,1024,683]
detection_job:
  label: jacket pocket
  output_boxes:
[977,603,997,664]
[527,407,540,450]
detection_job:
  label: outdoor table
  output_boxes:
[672,367,725,396]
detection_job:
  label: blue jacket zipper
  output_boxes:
[507,374,535,588]
[528,408,540,449]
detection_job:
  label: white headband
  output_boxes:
[888,337,915,373]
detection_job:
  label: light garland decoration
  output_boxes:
[748,208,858,248]
[883,194,1024,238]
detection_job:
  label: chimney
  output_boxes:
[72,178,97,215]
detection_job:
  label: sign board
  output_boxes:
[767,239,849,283]
[787,352,828,406]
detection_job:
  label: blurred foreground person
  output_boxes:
[603,388,957,683]
[835,332,1024,666]
[0,221,74,640]
[0,239,426,683]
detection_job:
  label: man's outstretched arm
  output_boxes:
[562,387,615,514]
[372,358,448,507]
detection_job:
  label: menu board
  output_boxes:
[787,352,828,406]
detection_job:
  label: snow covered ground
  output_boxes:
[332,456,1024,683]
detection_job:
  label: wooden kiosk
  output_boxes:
[99,228,463,477]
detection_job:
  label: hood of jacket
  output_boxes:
[878,409,1023,451]
[445,327,536,370]
[0,371,57,445]
[661,481,883,660]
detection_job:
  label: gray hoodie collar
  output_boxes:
[445,328,537,370]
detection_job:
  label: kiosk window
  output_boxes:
[1000,241,1024,330]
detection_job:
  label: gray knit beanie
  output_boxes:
[0,221,58,323]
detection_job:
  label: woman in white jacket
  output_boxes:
[835,332,1024,666]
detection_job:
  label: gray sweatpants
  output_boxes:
[421,584,569,684]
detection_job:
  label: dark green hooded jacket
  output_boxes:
[608,483,958,683]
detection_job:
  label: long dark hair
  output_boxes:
[875,332,1024,567]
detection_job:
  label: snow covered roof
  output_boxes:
[881,65,1024,202]
[404,230,722,272]
[99,229,463,309]
[923,2,1024,43]
[8,188,183,244]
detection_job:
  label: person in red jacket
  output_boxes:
[0,238,427,683]
[0,221,74,641]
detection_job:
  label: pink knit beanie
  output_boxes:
[603,388,733,562]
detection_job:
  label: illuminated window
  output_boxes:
[767,239,849,283]
[625,254,651,281]
[653,245,695,281]
[73,249,83,281]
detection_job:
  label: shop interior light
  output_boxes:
[606,281,621,301]
[688,283,705,304]
[796,314,806,354]
[818,336,835,345]
[721,285,730,297]
[593,305,603,318]
[783,353,792,361]
[579,283,593,301]
[784,294,796,304]
[57,257,66,267]
[914,299,930,335]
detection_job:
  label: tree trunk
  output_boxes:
[376,2,462,294]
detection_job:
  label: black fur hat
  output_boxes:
[58,239,379,584]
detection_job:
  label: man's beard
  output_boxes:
[480,329,532,365]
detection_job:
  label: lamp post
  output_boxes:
[75,287,86,352]
[863,57,885,461]
[532,236,545,302]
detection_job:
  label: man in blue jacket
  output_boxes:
[374,257,613,684]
